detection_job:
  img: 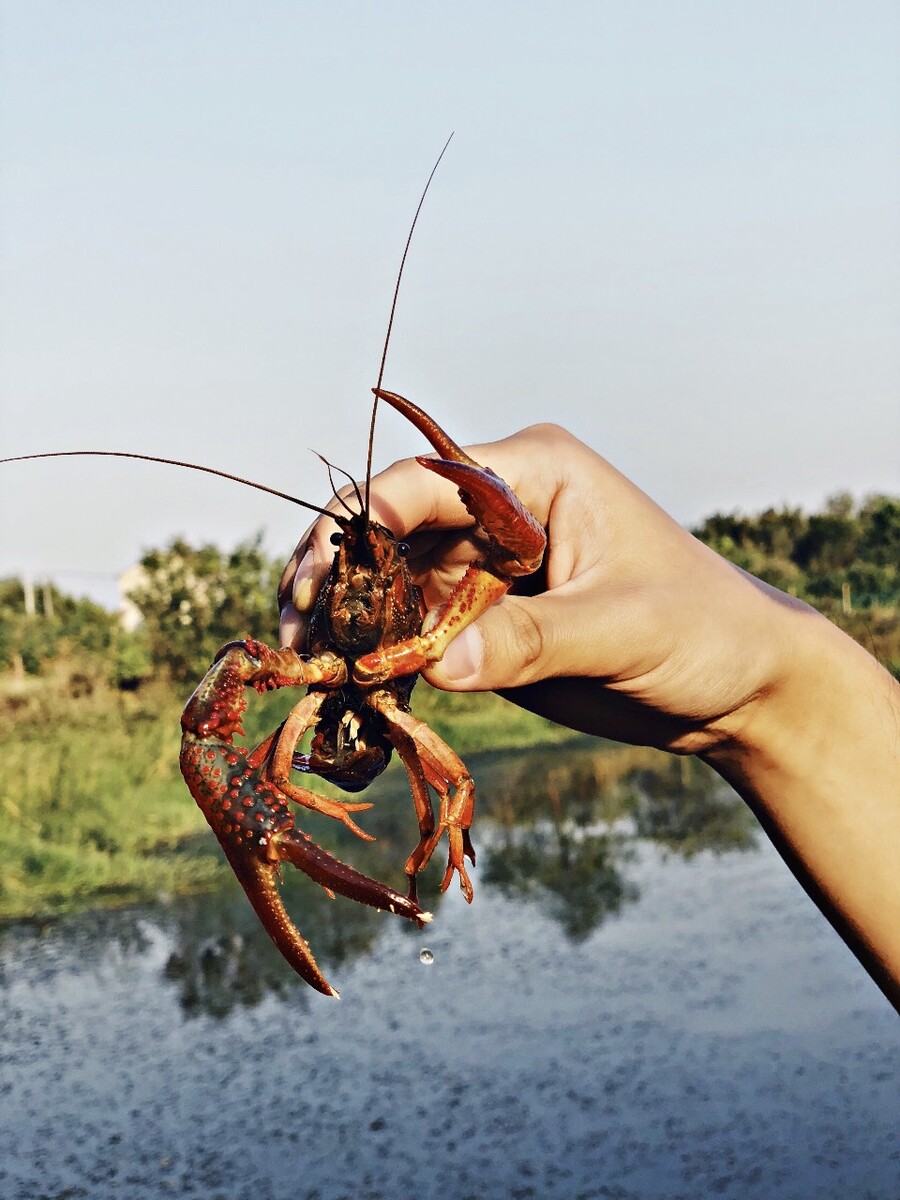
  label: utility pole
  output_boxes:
[22,573,35,616]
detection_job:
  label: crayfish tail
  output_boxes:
[275,827,428,926]
[221,843,339,997]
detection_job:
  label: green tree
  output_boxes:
[693,492,899,621]
[859,495,900,570]
[751,506,806,558]
[129,535,281,683]
[110,627,154,689]
[793,511,859,574]
[0,578,117,675]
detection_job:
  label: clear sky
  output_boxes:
[1,1,898,607]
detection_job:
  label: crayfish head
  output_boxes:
[319,513,417,656]
[333,512,405,576]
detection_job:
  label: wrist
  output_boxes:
[702,602,894,782]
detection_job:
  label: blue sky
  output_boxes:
[1,1,898,606]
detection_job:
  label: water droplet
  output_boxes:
[419,948,434,966]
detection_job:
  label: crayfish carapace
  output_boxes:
[179,388,546,996]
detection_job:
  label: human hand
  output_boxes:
[278,421,806,755]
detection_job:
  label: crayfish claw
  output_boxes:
[273,826,427,925]
[374,387,546,578]
[219,843,340,997]
[216,825,430,996]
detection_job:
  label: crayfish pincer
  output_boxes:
[180,390,546,997]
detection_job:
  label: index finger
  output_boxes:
[278,423,564,621]
[276,453,471,621]
[361,422,565,541]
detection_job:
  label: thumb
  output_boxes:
[423,595,553,692]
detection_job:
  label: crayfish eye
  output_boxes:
[330,532,344,546]
[397,541,410,558]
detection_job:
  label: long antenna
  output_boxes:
[0,451,334,518]
[363,133,454,520]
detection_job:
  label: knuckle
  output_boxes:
[523,421,569,440]
[501,599,546,683]
[514,421,576,449]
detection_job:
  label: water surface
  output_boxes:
[1,744,897,1199]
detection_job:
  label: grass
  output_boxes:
[0,672,212,920]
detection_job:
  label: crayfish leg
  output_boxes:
[266,697,376,841]
[354,563,509,686]
[379,718,435,902]
[371,690,476,903]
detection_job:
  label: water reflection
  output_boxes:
[630,755,758,857]
[479,744,756,940]
[160,873,387,1016]
[2,743,891,1200]
[82,741,757,1018]
[157,818,448,1017]
[483,829,639,940]
[477,747,633,937]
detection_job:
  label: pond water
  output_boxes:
[1,743,897,1200]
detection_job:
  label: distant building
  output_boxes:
[117,564,148,631]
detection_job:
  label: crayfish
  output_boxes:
[1,138,546,995]
[179,388,545,995]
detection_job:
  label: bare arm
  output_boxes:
[280,422,900,1009]
[702,610,900,1007]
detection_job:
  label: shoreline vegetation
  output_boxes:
[0,492,896,923]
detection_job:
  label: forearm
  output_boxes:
[703,606,900,1009]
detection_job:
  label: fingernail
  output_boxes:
[279,603,304,649]
[291,549,319,611]
[439,624,483,683]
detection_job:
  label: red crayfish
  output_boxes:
[180,389,545,994]
[1,142,547,996]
